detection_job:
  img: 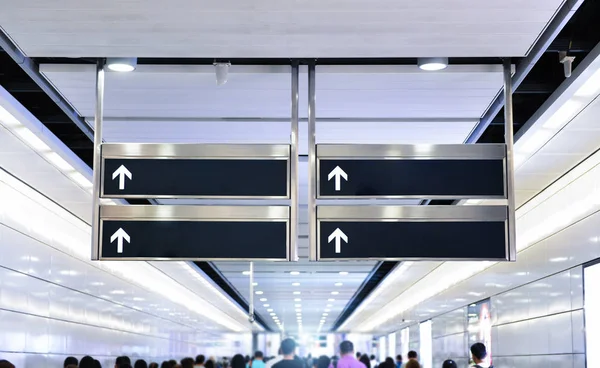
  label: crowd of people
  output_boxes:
[0,338,491,368]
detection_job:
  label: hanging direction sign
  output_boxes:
[101,143,290,199]
[317,144,507,199]
[99,205,290,261]
[316,205,509,261]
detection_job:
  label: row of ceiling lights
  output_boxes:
[105,57,450,74]
[243,270,350,330]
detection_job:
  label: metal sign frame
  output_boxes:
[98,205,290,261]
[316,143,508,199]
[316,205,509,261]
[100,143,291,199]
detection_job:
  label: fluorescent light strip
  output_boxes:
[0,170,247,332]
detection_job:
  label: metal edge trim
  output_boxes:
[316,144,506,159]
[101,143,291,158]
[316,205,508,221]
[100,205,291,219]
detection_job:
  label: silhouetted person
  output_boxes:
[116,357,132,368]
[161,361,171,368]
[272,338,303,368]
[95,360,103,368]
[195,356,206,368]
[470,342,492,368]
[359,355,370,368]
[395,355,402,368]
[81,356,96,368]
[441,360,456,368]
[64,357,79,368]
[252,351,266,368]
[407,352,418,362]
[0,360,15,368]
[403,362,419,368]
[149,363,159,368]
[135,360,149,368]
[315,356,330,368]
[169,361,178,368]
[231,355,246,368]
[337,341,366,368]
[181,358,194,368]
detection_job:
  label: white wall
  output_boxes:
[0,171,251,368]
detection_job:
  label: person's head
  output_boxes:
[280,338,297,357]
[404,361,420,368]
[369,355,375,361]
[81,356,97,368]
[316,356,331,368]
[204,361,214,368]
[407,351,418,361]
[116,357,132,368]
[470,342,487,364]
[230,355,245,368]
[64,356,79,368]
[339,341,355,356]
[135,360,148,368]
[395,355,402,363]
[169,361,177,368]
[359,355,370,368]
[67,365,78,368]
[356,353,361,359]
[0,360,15,368]
[94,360,102,368]
[161,361,171,368]
[384,358,394,367]
[195,356,206,366]
[254,352,264,361]
[181,358,194,368]
[441,360,457,368]
[149,363,159,368]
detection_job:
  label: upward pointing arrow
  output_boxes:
[110,228,130,254]
[328,228,348,254]
[112,165,132,190]
[328,166,348,191]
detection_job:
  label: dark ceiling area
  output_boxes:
[0,0,599,332]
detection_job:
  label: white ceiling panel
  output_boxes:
[0,0,563,57]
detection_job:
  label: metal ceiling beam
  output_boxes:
[0,31,94,140]
[96,116,478,123]
[465,0,585,143]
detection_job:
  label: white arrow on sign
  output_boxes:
[328,166,348,191]
[110,228,130,254]
[328,228,348,254]
[112,165,132,190]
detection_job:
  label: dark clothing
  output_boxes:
[272,359,303,368]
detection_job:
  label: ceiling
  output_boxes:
[0,0,563,57]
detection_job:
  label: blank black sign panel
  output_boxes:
[318,221,507,260]
[103,158,288,197]
[101,220,288,260]
[318,159,505,197]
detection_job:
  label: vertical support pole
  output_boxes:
[249,261,255,323]
[290,62,299,261]
[308,63,317,261]
[503,58,517,261]
[91,60,105,260]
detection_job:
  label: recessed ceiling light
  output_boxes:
[295,304,301,308]
[255,291,264,295]
[295,308,302,312]
[293,291,301,295]
[323,313,329,316]
[328,298,335,302]
[294,298,301,302]
[331,291,339,295]
[107,57,137,72]
[418,57,448,71]
[110,290,125,295]
[260,298,268,302]
[264,304,270,307]
[253,282,258,286]
[292,282,300,286]
[339,271,349,275]
[290,271,300,275]
[335,282,343,286]
[326,304,333,307]
[270,313,276,316]
[267,309,274,312]
[242,271,251,275]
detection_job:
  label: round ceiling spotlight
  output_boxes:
[107,57,137,72]
[418,57,448,71]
